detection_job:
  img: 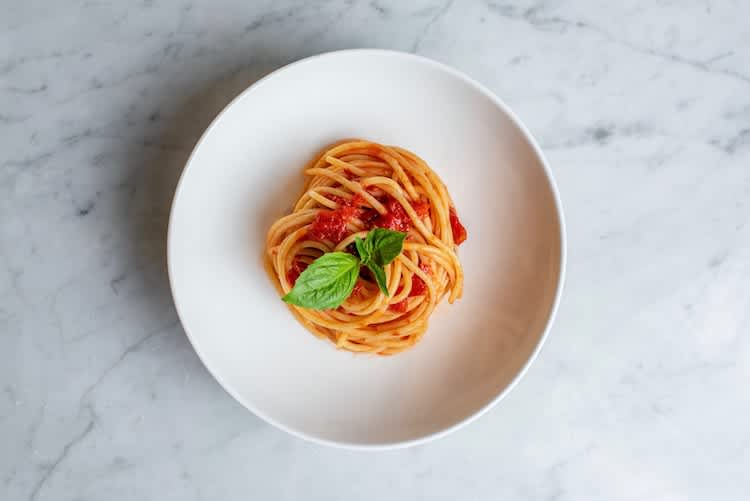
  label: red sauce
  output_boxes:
[449,207,467,245]
[359,207,380,226]
[389,263,431,312]
[410,262,431,297]
[373,197,411,232]
[307,203,358,244]
[286,258,308,285]
[331,194,367,210]
[350,193,367,207]
[328,195,349,207]
[410,273,427,297]
[310,194,440,243]
[411,200,431,219]
[351,280,365,297]
[369,196,431,232]
[389,298,409,313]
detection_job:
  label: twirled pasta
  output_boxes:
[265,140,467,355]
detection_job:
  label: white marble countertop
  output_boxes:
[3,1,749,499]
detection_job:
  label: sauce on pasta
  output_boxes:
[265,139,466,355]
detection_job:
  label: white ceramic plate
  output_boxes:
[168,49,565,449]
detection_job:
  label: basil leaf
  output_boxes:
[366,262,389,296]
[366,228,406,266]
[357,229,405,297]
[354,236,370,263]
[281,229,405,308]
[282,252,360,310]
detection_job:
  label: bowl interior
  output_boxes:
[168,50,563,447]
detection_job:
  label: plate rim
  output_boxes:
[167,48,567,450]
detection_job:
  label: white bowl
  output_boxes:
[168,49,565,449]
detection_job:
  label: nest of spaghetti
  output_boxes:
[266,139,467,355]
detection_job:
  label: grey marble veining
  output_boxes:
[2,1,749,499]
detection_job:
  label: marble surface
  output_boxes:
[2,0,749,499]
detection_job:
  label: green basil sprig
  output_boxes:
[355,228,407,296]
[281,252,360,310]
[282,228,406,310]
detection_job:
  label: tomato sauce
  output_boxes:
[449,207,467,245]
[389,298,409,313]
[369,196,431,232]
[286,258,309,285]
[409,272,427,296]
[372,197,410,232]
[389,263,431,312]
[359,207,380,226]
[307,198,359,243]
[351,280,365,297]
[308,193,447,244]
[411,200,431,219]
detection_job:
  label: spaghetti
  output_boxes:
[265,139,467,355]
